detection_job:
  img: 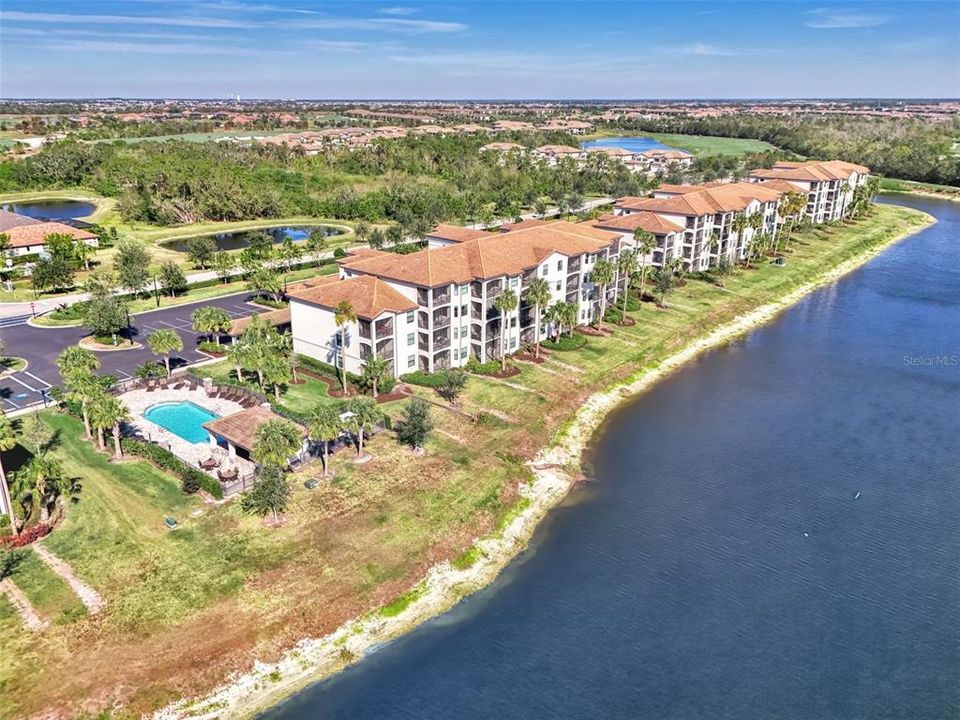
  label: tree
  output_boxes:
[534,197,549,219]
[227,341,251,382]
[333,299,356,392]
[493,288,518,372]
[82,279,129,344]
[19,412,52,460]
[247,267,282,303]
[632,228,656,304]
[0,413,19,535]
[158,261,187,297]
[74,237,94,271]
[241,465,290,523]
[278,236,302,274]
[344,396,381,457]
[307,404,342,477]
[31,254,74,296]
[187,236,217,269]
[617,249,638,316]
[252,418,302,470]
[396,396,432,450]
[590,259,614,331]
[56,346,99,439]
[191,305,232,346]
[354,220,371,246]
[114,240,151,294]
[261,351,290,400]
[368,228,385,250]
[212,251,237,283]
[306,228,329,255]
[653,265,675,308]
[89,392,128,458]
[437,368,467,404]
[567,192,584,217]
[12,455,68,526]
[523,277,551,359]
[386,224,404,247]
[360,355,390,399]
[147,328,183,377]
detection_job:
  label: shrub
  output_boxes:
[400,370,446,388]
[464,356,501,376]
[0,523,53,548]
[624,295,641,312]
[197,340,225,353]
[296,354,361,385]
[333,247,347,258]
[541,333,587,351]
[120,438,223,499]
[604,306,624,324]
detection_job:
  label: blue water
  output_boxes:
[161,225,344,254]
[1,199,96,220]
[143,401,219,444]
[580,135,679,154]
[263,195,960,720]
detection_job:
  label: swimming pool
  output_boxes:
[143,401,219,444]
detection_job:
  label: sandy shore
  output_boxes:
[154,211,934,720]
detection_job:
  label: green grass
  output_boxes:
[880,177,960,197]
[377,582,427,618]
[199,360,341,413]
[647,132,777,157]
[8,549,86,624]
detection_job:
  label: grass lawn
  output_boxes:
[880,178,960,199]
[6,549,87,625]
[647,132,777,157]
[199,359,342,413]
[0,202,932,719]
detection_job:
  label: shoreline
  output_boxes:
[154,208,935,720]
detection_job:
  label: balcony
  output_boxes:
[433,307,451,328]
[376,338,394,359]
[471,301,483,320]
[418,312,429,329]
[433,351,451,370]
[358,319,371,339]
[433,288,450,305]
[433,330,450,350]
[486,279,503,295]
[375,317,393,337]
[417,288,429,306]
[567,257,581,273]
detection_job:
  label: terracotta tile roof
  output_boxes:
[343,221,619,287]
[288,274,416,319]
[499,218,548,232]
[426,224,489,244]
[617,182,786,216]
[749,159,869,182]
[586,147,635,158]
[336,247,393,266]
[641,149,693,160]
[1,221,97,249]
[534,144,582,155]
[481,142,526,152]
[752,178,808,195]
[590,211,684,235]
[0,209,41,232]
[228,307,290,337]
[204,406,305,453]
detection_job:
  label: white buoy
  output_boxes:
[855,491,861,500]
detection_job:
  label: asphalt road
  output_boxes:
[0,292,268,412]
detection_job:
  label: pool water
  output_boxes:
[143,401,219,444]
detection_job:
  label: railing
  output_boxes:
[376,338,395,358]
[418,312,429,329]
[417,288,429,305]
[375,317,393,337]
[433,332,450,349]
[433,308,451,328]
[433,289,451,305]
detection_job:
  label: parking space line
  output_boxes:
[8,374,38,393]
[3,397,19,410]
[156,320,180,328]
[23,371,51,388]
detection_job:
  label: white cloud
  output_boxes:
[0,10,252,28]
[680,43,743,56]
[806,8,889,28]
[380,7,418,15]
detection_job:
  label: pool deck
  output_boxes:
[122,386,256,476]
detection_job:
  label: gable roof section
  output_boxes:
[2,221,97,249]
[426,224,489,244]
[0,209,41,232]
[591,212,684,235]
[617,182,786,216]
[288,274,416,319]
[749,159,869,182]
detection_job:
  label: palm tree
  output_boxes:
[0,413,19,535]
[730,212,748,262]
[12,455,66,525]
[88,393,128,459]
[523,277,551,359]
[617,250,638,316]
[545,302,564,342]
[591,259,614,331]
[345,396,381,457]
[192,306,232,347]
[493,288,518,372]
[252,418,303,471]
[361,355,390,399]
[632,229,656,305]
[146,328,183,377]
[56,346,101,439]
[307,404,342,476]
[333,300,356,393]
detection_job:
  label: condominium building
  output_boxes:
[747,159,870,223]
[289,222,631,378]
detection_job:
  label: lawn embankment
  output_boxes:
[647,132,777,157]
[0,203,933,720]
[880,178,960,201]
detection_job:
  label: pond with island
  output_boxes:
[161,225,345,253]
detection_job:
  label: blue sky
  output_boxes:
[1,1,958,99]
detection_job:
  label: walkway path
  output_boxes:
[33,543,104,615]
[0,578,47,631]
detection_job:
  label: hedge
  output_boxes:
[400,370,447,388]
[296,353,361,385]
[120,438,224,499]
[604,306,623,324]
[465,356,502,376]
[542,334,587,351]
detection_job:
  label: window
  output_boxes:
[406,311,414,323]
[555,281,561,291]
[541,265,548,276]
[453,327,459,340]
[407,356,415,368]
[510,277,519,288]
[407,333,415,346]
[557,260,563,271]
[510,337,517,349]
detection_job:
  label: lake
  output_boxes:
[262,195,960,720]
[161,225,345,254]
[1,199,96,220]
[580,135,679,154]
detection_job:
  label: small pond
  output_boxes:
[580,136,680,154]
[161,225,345,253]
[1,199,97,220]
